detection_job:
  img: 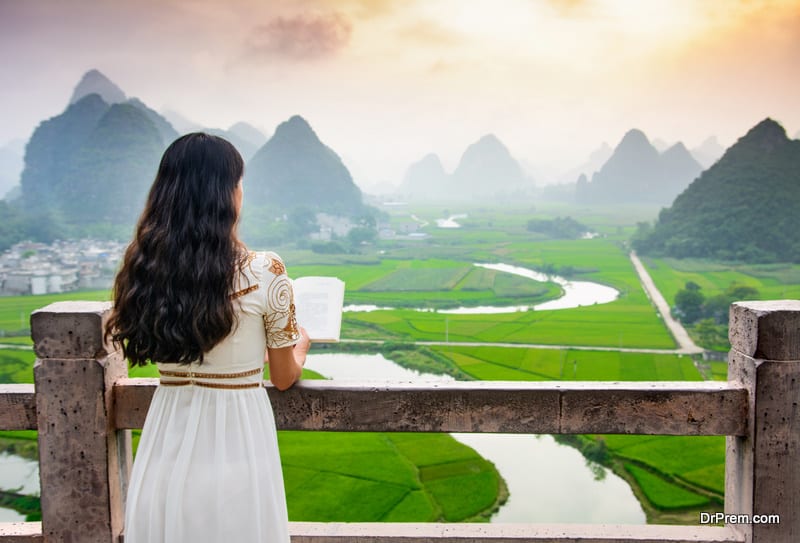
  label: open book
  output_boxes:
[292,276,346,342]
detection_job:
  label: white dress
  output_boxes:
[124,251,300,543]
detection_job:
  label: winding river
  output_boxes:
[344,262,620,314]
[310,264,641,523]
[304,352,645,523]
[0,262,634,522]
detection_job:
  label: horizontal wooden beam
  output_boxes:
[0,385,37,431]
[113,379,747,436]
[287,522,744,543]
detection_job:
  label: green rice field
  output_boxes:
[641,257,800,305]
[2,203,798,523]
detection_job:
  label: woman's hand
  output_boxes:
[293,326,311,367]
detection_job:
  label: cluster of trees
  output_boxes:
[526,216,589,239]
[674,281,760,348]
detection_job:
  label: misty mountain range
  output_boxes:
[1,69,749,204]
[1,69,798,255]
[1,69,367,247]
[398,134,531,202]
[634,118,800,263]
[575,129,705,206]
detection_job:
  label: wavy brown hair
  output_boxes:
[106,133,247,366]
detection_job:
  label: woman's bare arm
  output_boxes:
[267,327,311,391]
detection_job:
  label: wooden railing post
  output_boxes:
[728,300,800,543]
[31,301,130,543]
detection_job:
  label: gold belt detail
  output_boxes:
[158,367,263,379]
[159,380,262,390]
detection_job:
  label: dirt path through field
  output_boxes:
[628,252,703,354]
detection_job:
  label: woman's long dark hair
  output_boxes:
[106,133,246,366]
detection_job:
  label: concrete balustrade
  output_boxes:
[0,299,795,542]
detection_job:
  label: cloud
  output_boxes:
[545,0,596,18]
[396,19,464,47]
[245,12,353,60]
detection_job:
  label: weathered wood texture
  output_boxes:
[728,300,800,543]
[114,379,748,436]
[31,302,128,543]
[285,522,745,543]
[0,522,42,542]
[0,385,36,430]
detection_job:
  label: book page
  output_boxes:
[292,276,345,342]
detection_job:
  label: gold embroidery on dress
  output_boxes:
[263,301,299,347]
[283,303,299,334]
[266,275,292,311]
[268,257,286,276]
[230,284,259,300]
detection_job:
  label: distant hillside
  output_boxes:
[206,126,264,162]
[229,122,267,149]
[19,93,165,235]
[397,134,530,202]
[60,103,164,225]
[398,153,448,200]
[452,134,529,198]
[161,109,202,133]
[0,140,24,199]
[558,142,613,185]
[691,136,725,169]
[128,98,179,146]
[633,118,800,262]
[21,94,111,212]
[576,129,703,205]
[69,69,126,105]
[245,115,362,214]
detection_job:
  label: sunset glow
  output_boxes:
[1,0,798,186]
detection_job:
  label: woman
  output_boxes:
[106,132,309,542]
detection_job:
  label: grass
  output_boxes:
[605,435,725,495]
[431,346,699,381]
[0,348,504,523]
[0,290,110,334]
[5,203,793,523]
[345,302,676,349]
[624,464,711,510]
[641,257,800,305]
[421,344,726,518]
[278,431,503,521]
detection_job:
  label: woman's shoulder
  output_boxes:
[243,250,288,281]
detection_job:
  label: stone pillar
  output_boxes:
[31,301,130,543]
[727,300,800,543]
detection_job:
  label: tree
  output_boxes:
[674,282,705,324]
[287,207,319,237]
[346,226,376,245]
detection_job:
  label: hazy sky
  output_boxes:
[1,0,799,187]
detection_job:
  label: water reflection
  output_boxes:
[0,452,40,521]
[344,262,620,315]
[303,352,646,524]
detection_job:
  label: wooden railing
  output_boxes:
[0,299,797,542]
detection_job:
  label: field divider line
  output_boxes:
[339,338,690,355]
